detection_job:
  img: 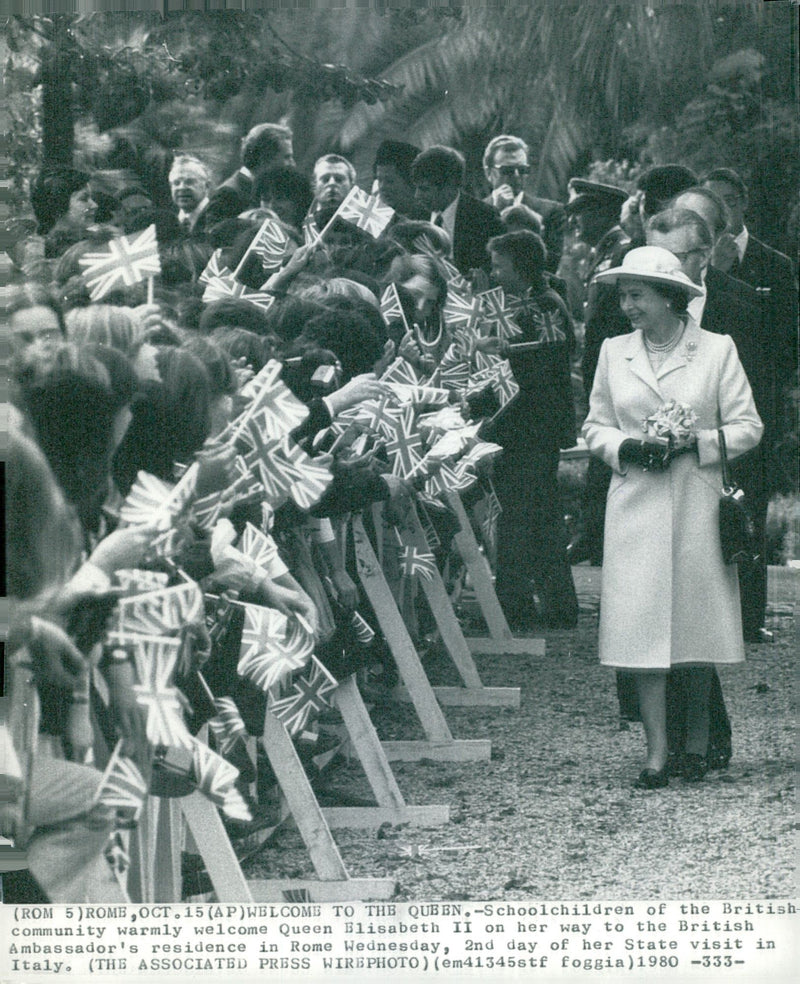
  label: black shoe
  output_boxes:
[681,753,708,783]
[744,628,774,644]
[633,766,669,790]
[666,753,684,777]
[707,746,731,771]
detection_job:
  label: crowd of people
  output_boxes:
[4,117,797,900]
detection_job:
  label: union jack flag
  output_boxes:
[189,491,224,531]
[337,396,401,437]
[384,406,425,478]
[478,287,523,339]
[131,636,193,750]
[386,383,451,408]
[351,611,376,645]
[381,356,421,387]
[191,738,244,814]
[119,464,198,529]
[238,444,293,510]
[208,697,248,755]
[417,503,441,548]
[93,740,147,821]
[438,257,471,293]
[457,440,503,472]
[112,582,204,640]
[248,216,293,272]
[78,224,161,300]
[396,540,437,583]
[273,440,334,510]
[379,283,410,333]
[492,359,520,408]
[201,258,276,312]
[302,215,322,247]
[506,297,568,344]
[239,522,281,572]
[269,656,338,737]
[236,372,308,442]
[238,604,310,691]
[334,186,395,239]
[443,289,485,334]
[431,344,471,391]
[113,569,170,596]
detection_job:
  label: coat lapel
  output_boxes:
[623,331,662,398]
[655,318,701,381]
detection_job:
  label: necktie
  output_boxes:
[180,216,192,235]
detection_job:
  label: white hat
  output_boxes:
[593,245,704,297]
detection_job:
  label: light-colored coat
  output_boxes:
[582,319,763,669]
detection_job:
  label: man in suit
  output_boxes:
[482,135,566,272]
[667,187,777,645]
[202,123,294,234]
[168,154,212,238]
[704,167,798,489]
[411,145,504,277]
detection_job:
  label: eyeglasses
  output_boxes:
[670,247,708,263]
[493,165,530,177]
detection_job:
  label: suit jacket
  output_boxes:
[452,193,505,276]
[483,191,566,271]
[200,169,255,234]
[736,235,798,387]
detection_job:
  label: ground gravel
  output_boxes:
[245,581,796,901]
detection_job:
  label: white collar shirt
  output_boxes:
[431,192,460,255]
[733,225,749,263]
[178,196,209,231]
[687,271,708,324]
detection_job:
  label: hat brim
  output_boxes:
[593,267,704,298]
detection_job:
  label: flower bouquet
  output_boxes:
[642,400,698,458]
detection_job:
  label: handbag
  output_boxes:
[717,429,758,565]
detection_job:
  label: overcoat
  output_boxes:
[582,319,762,670]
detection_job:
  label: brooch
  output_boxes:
[684,340,697,363]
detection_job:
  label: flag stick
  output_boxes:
[147,276,154,305]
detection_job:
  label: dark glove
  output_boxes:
[619,439,670,472]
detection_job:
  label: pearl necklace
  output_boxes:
[643,321,685,354]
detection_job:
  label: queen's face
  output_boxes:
[618,279,673,335]
[67,186,97,226]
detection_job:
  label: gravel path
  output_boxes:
[246,572,796,900]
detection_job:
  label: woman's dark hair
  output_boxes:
[487,230,547,285]
[300,297,387,380]
[85,343,139,411]
[30,166,92,235]
[113,346,212,493]
[7,420,82,601]
[16,342,125,531]
[198,298,274,337]
[254,166,313,226]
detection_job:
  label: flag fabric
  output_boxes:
[302,215,322,247]
[119,468,194,529]
[379,283,409,332]
[334,186,395,238]
[336,396,401,437]
[507,297,568,344]
[93,741,147,821]
[189,491,224,531]
[113,569,170,596]
[131,637,193,750]
[431,344,471,391]
[248,217,293,272]
[424,462,467,498]
[417,502,441,548]
[478,286,524,339]
[396,541,437,583]
[380,356,421,387]
[112,582,204,639]
[481,488,502,555]
[442,290,485,334]
[199,249,225,286]
[239,522,281,573]
[78,225,161,300]
[351,611,376,645]
[201,261,276,312]
[269,656,338,737]
[385,383,452,408]
[237,604,309,691]
[205,592,236,645]
[438,257,471,293]
[384,406,425,478]
[492,359,521,407]
[208,696,248,754]
[240,446,293,509]
[236,366,309,440]
[273,440,334,511]
[191,738,252,821]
